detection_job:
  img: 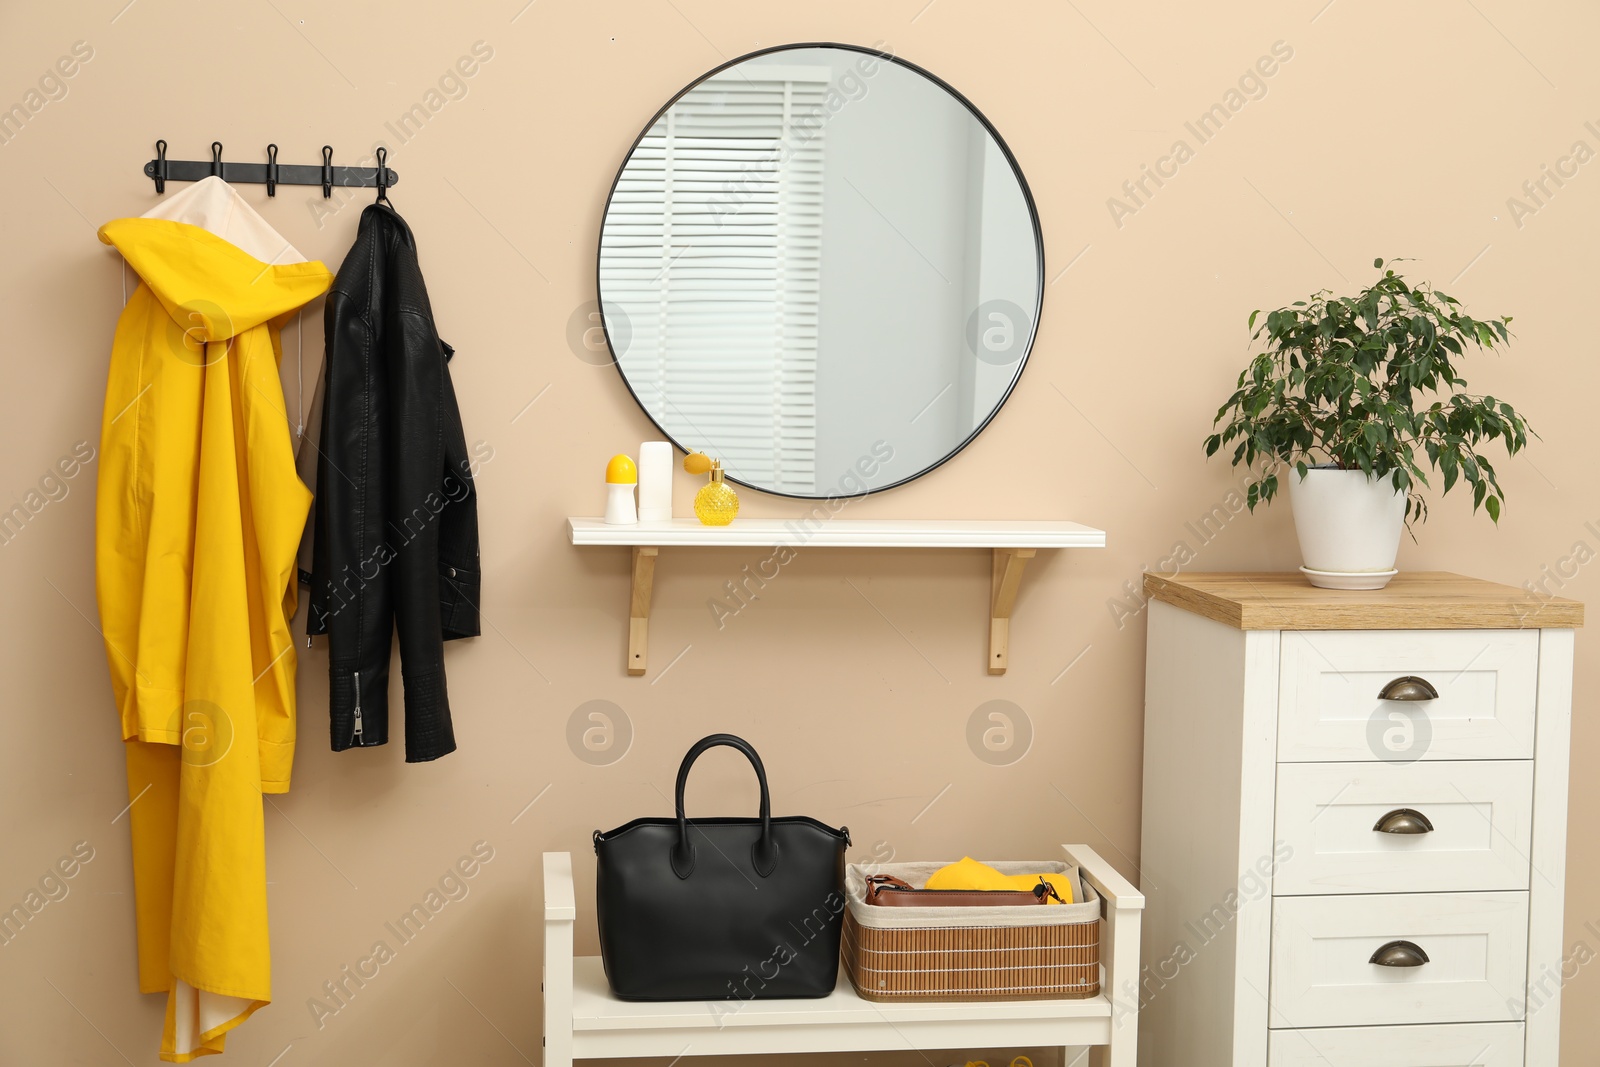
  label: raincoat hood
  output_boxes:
[98,214,330,342]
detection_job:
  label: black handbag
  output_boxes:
[593,733,851,1000]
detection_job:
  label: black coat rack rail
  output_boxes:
[144,140,399,199]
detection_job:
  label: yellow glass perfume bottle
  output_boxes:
[685,453,739,526]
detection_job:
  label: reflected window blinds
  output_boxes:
[601,66,829,495]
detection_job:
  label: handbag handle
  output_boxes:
[672,733,777,879]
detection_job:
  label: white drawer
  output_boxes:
[1270,891,1528,1028]
[1274,760,1534,894]
[1268,1021,1525,1066]
[1277,630,1538,762]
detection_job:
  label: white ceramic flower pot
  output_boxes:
[1286,466,1407,589]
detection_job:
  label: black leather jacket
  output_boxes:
[308,203,480,761]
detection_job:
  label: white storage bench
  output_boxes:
[542,844,1143,1067]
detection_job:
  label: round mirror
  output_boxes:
[598,43,1042,499]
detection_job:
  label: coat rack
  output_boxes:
[144,140,399,199]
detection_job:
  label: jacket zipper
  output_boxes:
[352,670,364,743]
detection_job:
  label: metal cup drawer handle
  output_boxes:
[1373,808,1434,834]
[1378,676,1439,701]
[1370,940,1430,967]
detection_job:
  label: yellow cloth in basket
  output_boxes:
[924,857,1075,903]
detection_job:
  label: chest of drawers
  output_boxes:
[1137,572,1582,1067]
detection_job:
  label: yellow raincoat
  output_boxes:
[96,190,331,1061]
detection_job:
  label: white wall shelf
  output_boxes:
[542,846,1143,1066]
[567,518,1106,675]
[568,517,1106,549]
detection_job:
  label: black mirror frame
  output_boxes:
[595,41,1045,500]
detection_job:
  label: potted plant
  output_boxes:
[1204,258,1533,589]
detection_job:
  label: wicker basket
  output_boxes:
[841,860,1101,1002]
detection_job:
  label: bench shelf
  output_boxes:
[541,844,1142,1066]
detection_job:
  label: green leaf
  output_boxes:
[1486,495,1501,523]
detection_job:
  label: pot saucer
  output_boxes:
[1299,565,1399,591]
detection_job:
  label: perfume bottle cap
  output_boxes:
[709,459,724,483]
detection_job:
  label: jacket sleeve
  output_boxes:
[311,261,398,753]
[437,342,481,642]
[386,239,461,762]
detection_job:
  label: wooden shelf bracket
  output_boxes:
[627,546,658,676]
[989,547,1036,674]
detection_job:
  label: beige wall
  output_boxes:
[2,0,1596,1063]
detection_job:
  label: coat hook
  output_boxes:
[153,139,168,193]
[265,143,279,196]
[374,146,391,207]
[140,141,396,195]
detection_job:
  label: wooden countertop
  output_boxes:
[1143,571,1583,631]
